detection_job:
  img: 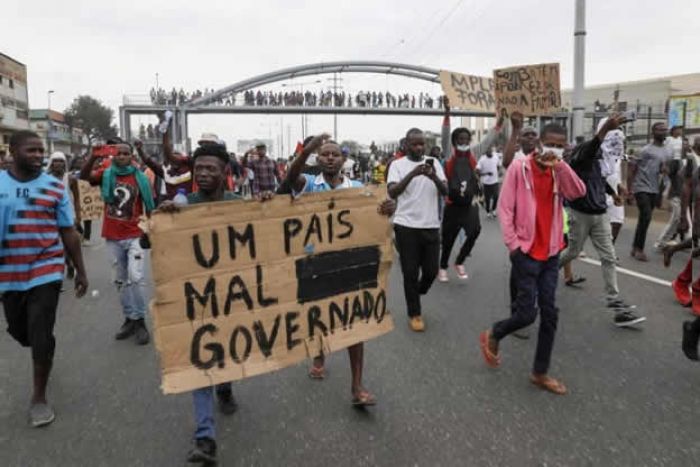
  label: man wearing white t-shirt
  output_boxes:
[387,128,447,332]
[477,150,502,218]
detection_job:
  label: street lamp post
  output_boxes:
[47,90,55,153]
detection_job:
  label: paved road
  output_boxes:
[0,215,696,467]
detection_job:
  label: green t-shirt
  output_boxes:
[186,191,240,205]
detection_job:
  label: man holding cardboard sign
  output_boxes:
[151,135,396,465]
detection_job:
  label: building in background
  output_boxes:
[29,109,88,156]
[0,52,29,157]
[560,72,700,145]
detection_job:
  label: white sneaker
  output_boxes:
[454,265,468,280]
[438,269,449,282]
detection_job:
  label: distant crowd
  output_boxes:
[148,86,445,109]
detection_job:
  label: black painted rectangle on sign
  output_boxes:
[296,246,380,304]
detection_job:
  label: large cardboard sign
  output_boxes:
[77,180,104,221]
[439,70,496,112]
[493,63,561,116]
[149,186,395,394]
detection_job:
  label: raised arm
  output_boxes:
[134,140,164,178]
[441,96,452,158]
[472,114,505,158]
[503,112,523,169]
[79,150,103,185]
[284,134,329,193]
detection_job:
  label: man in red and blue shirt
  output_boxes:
[81,139,155,345]
[0,130,88,427]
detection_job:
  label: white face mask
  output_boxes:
[456,144,470,152]
[541,146,564,159]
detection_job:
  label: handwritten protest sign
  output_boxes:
[77,180,104,221]
[149,186,394,394]
[493,63,561,116]
[439,70,496,112]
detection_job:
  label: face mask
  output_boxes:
[456,145,470,152]
[541,146,564,159]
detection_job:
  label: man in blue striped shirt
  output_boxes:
[0,130,88,427]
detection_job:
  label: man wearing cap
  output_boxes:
[248,142,279,198]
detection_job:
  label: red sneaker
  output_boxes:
[672,279,692,307]
[692,289,700,316]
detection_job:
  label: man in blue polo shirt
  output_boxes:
[284,134,395,408]
[0,130,88,427]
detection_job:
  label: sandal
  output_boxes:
[530,374,567,395]
[352,390,377,407]
[308,365,325,380]
[564,276,586,287]
[479,330,500,368]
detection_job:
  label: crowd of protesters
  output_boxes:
[2,96,699,466]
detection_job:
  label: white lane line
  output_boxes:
[577,257,672,287]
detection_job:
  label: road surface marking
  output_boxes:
[577,257,672,287]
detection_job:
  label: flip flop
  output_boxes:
[479,330,500,368]
[308,365,325,380]
[530,374,567,395]
[564,276,586,287]
[352,390,377,407]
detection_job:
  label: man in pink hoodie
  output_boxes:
[479,123,586,395]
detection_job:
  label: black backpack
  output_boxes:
[447,155,479,206]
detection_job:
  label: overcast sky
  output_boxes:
[3,0,698,154]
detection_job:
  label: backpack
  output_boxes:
[447,155,479,206]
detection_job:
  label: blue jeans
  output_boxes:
[192,383,233,440]
[493,252,559,374]
[107,238,147,320]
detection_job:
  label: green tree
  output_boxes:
[64,95,118,145]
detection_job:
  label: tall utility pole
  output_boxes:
[572,0,586,140]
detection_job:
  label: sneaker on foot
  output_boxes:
[187,437,217,464]
[614,310,646,327]
[606,298,636,310]
[115,319,136,340]
[672,279,692,307]
[682,321,700,361]
[29,402,55,428]
[133,319,150,345]
[454,264,468,280]
[217,390,238,415]
[437,269,449,283]
[409,316,425,332]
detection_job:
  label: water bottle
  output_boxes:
[173,188,189,207]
